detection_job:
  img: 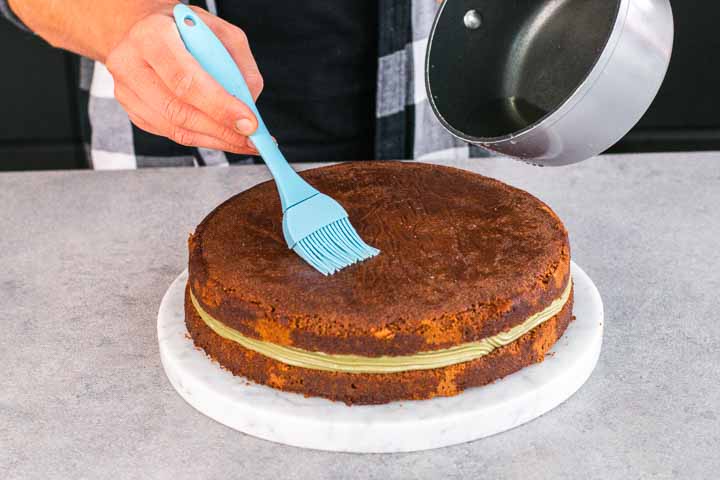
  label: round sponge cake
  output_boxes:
[186,161,572,404]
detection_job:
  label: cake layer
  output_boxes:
[185,285,575,405]
[189,162,570,357]
[188,279,572,373]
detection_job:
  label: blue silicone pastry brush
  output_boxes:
[173,5,379,275]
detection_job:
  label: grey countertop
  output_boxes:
[2,153,719,479]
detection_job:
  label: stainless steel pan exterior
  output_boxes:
[426,0,674,166]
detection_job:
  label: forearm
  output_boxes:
[8,0,175,61]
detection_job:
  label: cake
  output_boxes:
[186,162,573,405]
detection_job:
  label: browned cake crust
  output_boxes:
[188,162,571,357]
[185,285,574,405]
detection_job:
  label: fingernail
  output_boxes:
[235,118,255,135]
[246,138,256,150]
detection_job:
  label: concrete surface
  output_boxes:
[1,152,719,479]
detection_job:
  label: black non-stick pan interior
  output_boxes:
[427,0,621,140]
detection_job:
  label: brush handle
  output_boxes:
[173,4,318,211]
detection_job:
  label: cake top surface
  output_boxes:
[189,162,569,353]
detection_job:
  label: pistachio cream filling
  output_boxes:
[190,279,572,374]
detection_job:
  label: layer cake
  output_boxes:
[186,162,573,405]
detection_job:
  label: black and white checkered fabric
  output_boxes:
[3,0,488,169]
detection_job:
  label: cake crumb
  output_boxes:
[373,327,395,340]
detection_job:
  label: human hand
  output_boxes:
[106,6,263,154]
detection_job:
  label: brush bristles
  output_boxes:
[292,218,380,275]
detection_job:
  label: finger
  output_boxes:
[109,45,257,150]
[191,7,264,101]
[117,83,259,155]
[127,110,255,154]
[125,63,255,149]
[132,111,259,156]
[136,15,259,136]
[126,112,164,137]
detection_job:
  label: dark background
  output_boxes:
[1,1,718,171]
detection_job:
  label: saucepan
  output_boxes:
[426,0,674,166]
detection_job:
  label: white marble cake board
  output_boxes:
[158,262,603,453]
